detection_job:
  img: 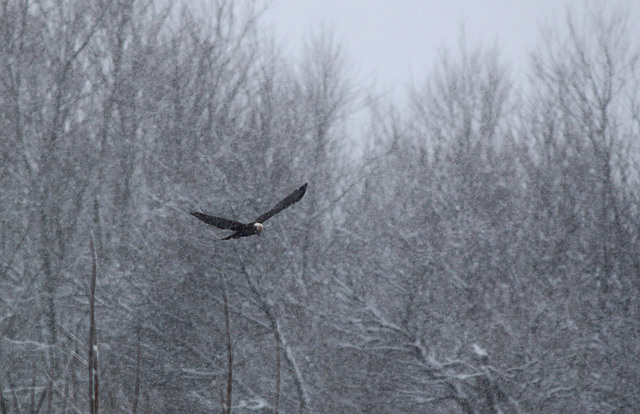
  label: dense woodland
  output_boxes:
[1,0,640,413]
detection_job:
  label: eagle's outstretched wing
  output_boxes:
[255,183,307,224]
[189,212,247,231]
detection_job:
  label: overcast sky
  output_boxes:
[262,0,640,95]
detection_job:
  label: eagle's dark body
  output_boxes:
[190,183,307,240]
[189,212,263,240]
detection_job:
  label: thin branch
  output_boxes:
[132,326,142,414]
[6,372,23,414]
[272,318,281,414]
[30,362,36,414]
[43,370,82,414]
[0,377,7,414]
[32,379,50,414]
[221,272,233,414]
[87,229,99,414]
[239,264,281,414]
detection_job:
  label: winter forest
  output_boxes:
[1,0,640,413]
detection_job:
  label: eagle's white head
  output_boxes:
[254,222,264,235]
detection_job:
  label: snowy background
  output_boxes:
[1,0,639,412]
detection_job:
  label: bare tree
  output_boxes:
[523,3,640,410]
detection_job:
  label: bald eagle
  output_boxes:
[190,183,307,240]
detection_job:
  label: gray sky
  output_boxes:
[262,0,639,94]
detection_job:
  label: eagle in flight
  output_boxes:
[190,183,307,240]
